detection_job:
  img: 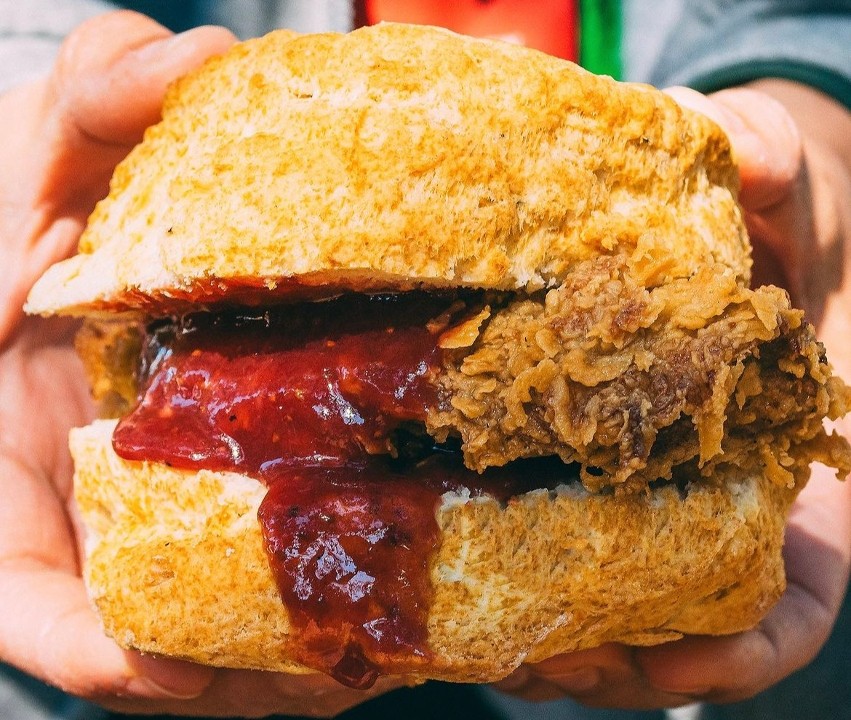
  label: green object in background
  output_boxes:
[579,0,622,79]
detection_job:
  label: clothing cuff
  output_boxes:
[650,10,851,110]
[680,61,851,110]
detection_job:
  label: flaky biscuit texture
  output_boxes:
[28,23,747,315]
[73,419,791,681]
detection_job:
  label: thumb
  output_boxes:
[664,85,803,212]
[0,12,235,341]
[45,11,237,206]
[51,10,237,147]
[0,562,214,705]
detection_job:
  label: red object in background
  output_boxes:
[358,0,578,61]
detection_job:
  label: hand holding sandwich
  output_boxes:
[500,81,851,709]
[0,11,401,717]
[2,10,850,717]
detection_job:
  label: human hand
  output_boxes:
[494,83,851,708]
[0,11,401,717]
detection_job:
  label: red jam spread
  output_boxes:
[112,293,575,687]
[113,294,453,470]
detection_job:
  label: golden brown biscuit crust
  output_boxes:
[27,23,747,316]
[24,22,842,685]
[73,419,792,682]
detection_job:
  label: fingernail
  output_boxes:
[125,674,208,700]
[664,685,712,698]
[550,667,602,694]
[124,654,214,700]
[494,666,531,692]
[720,105,751,135]
[130,32,184,63]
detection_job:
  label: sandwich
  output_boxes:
[25,23,851,689]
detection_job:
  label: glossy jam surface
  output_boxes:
[259,462,442,687]
[112,293,576,687]
[256,453,574,686]
[113,294,453,472]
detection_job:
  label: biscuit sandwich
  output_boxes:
[26,23,851,689]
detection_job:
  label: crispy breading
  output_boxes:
[78,257,851,496]
[75,317,143,418]
[431,256,851,491]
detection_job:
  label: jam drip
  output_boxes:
[257,453,574,687]
[259,464,440,687]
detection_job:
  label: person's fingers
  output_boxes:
[51,10,237,147]
[495,464,851,709]
[101,668,404,718]
[635,590,827,704]
[498,579,836,709]
[0,565,215,702]
[664,86,803,212]
[492,646,617,702]
[784,459,851,608]
[0,446,396,716]
[495,644,697,708]
[0,11,236,341]
[664,85,816,309]
[637,465,851,704]
[0,449,215,704]
[43,11,236,213]
[0,559,395,716]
